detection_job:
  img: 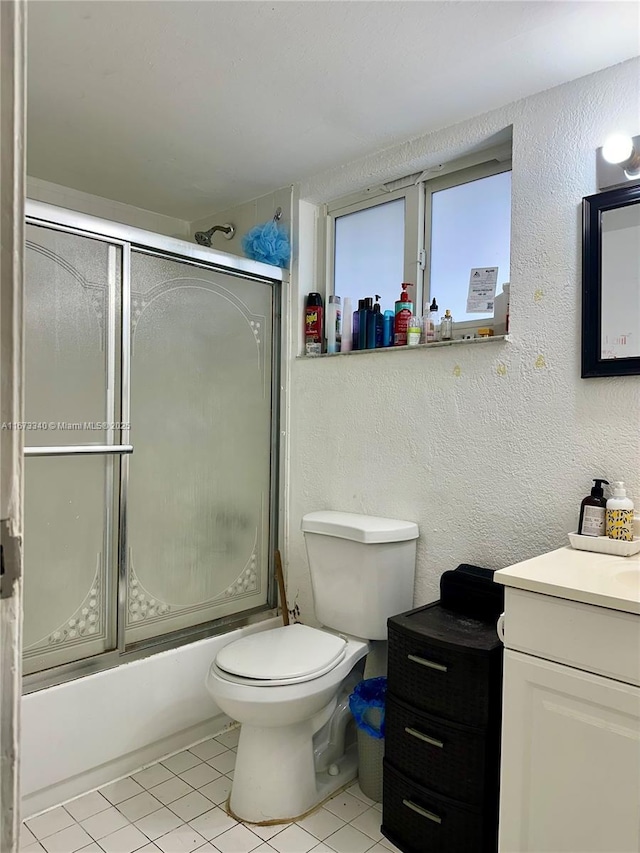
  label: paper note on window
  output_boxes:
[466,267,498,313]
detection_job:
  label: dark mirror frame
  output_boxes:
[582,183,640,378]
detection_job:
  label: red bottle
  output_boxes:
[394,283,413,346]
[305,292,324,355]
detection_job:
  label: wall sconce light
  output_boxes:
[597,133,640,191]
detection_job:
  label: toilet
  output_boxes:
[206,510,418,823]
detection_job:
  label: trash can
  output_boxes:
[349,676,386,802]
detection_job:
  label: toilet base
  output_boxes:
[229,722,358,823]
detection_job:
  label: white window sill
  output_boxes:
[298,334,511,359]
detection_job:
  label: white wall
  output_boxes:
[286,58,640,621]
[27,176,191,239]
[22,617,278,818]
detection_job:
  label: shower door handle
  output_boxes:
[24,445,134,457]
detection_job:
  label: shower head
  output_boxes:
[194,223,236,247]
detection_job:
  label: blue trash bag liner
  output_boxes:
[349,677,387,739]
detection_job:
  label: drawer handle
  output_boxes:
[405,726,444,749]
[407,654,448,673]
[403,799,442,824]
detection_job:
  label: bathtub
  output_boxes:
[22,616,279,816]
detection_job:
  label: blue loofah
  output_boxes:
[241,219,291,269]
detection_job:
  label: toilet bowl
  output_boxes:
[207,624,368,822]
[205,511,419,823]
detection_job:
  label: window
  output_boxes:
[324,147,512,341]
[326,184,422,319]
[426,162,512,326]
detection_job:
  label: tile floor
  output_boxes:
[21,728,401,853]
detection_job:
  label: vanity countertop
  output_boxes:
[494,546,640,615]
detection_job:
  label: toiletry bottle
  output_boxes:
[504,283,510,334]
[341,297,353,352]
[394,283,413,346]
[327,295,341,354]
[407,313,422,346]
[440,309,453,341]
[606,482,634,541]
[578,478,609,537]
[368,296,383,348]
[305,292,323,355]
[425,298,438,343]
[352,299,364,351]
[383,310,395,347]
[421,298,434,344]
[359,297,371,350]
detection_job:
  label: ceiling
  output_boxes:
[27,1,640,221]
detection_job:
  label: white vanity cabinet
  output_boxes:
[495,548,640,853]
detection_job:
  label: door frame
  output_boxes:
[0,1,26,850]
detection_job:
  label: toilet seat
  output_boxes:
[214,624,347,687]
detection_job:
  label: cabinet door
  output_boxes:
[499,650,640,853]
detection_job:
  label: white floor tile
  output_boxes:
[372,803,382,814]
[309,845,333,853]
[226,771,235,780]
[100,779,145,806]
[178,763,221,789]
[214,729,240,750]
[168,791,215,822]
[64,792,111,823]
[323,793,369,823]
[77,844,103,852]
[81,806,130,840]
[199,777,232,806]
[99,823,149,853]
[244,823,285,842]
[132,765,175,791]
[211,824,262,853]
[39,823,93,853]
[377,837,401,853]
[359,846,387,853]
[189,740,228,761]
[161,751,202,774]
[268,825,317,853]
[206,751,235,776]
[20,823,36,849]
[22,843,46,853]
[349,807,382,842]
[323,824,374,853]
[149,777,194,806]
[134,846,163,853]
[154,825,206,853]
[245,845,276,853]
[26,807,75,840]
[134,807,183,841]
[188,807,237,841]
[297,808,345,841]
[346,785,376,808]
[117,792,163,823]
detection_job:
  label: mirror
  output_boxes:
[582,184,640,377]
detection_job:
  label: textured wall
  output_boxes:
[286,58,640,621]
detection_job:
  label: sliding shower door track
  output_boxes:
[22,604,278,694]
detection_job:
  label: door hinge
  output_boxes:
[0,519,22,599]
[418,249,426,270]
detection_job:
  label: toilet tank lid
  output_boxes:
[301,511,419,544]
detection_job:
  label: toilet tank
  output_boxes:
[301,511,419,640]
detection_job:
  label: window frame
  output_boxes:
[423,158,512,333]
[323,181,424,311]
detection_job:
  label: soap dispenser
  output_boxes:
[578,479,609,537]
[606,482,634,541]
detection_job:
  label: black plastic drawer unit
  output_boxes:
[383,602,503,853]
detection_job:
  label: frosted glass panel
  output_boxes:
[334,198,405,314]
[23,456,114,674]
[25,226,117,444]
[126,253,273,643]
[430,171,511,322]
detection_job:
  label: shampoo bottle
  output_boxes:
[358,298,371,350]
[383,310,395,347]
[422,297,438,343]
[394,283,413,346]
[327,295,341,354]
[578,478,609,537]
[352,300,364,351]
[606,482,634,541]
[341,297,353,352]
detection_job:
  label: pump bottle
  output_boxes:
[606,482,634,541]
[394,283,413,346]
[578,478,609,537]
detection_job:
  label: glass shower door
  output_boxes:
[23,226,121,674]
[124,252,274,644]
